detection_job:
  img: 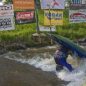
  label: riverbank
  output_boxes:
[0,38,86,55]
[0,56,68,86]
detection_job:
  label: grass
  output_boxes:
[0,9,86,47]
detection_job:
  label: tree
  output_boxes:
[2,0,12,4]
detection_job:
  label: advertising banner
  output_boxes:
[13,0,35,10]
[15,11,35,24]
[0,4,14,16]
[0,16,15,31]
[41,0,65,9]
[39,26,56,32]
[44,10,63,25]
[70,0,86,9]
[69,9,86,23]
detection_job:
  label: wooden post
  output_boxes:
[48,4,53,45]
[35,0,42,43]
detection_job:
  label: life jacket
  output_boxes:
[54,48,68,59]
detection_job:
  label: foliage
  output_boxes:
[3,0,12,4]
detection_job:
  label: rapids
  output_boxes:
[1,46,86,86]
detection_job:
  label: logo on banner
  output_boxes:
[44,10,63,25]
[45,12,62,20]
[70,13,86,19]
[15,11,35,24]
[69,9,86,23]
[41,0,65,9]
[52,0,59,8]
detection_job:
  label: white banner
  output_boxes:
[39,26,56,32]
[69,9,86,23]
[71,0,86,5]
[41,0,65,9]
[0,4,14,16]
[70,0,86,9]
[0,16,15,31]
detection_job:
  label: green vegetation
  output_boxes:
[0,9,86,47]
[39,9,86,40]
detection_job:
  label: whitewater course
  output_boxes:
[0,45,86,86]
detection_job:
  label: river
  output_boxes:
[0,45,86,86]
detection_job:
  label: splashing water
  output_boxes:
[56,58,86,86]
[3,51,86,86]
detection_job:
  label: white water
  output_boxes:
[3,51,86,86]
[0,2,3,5]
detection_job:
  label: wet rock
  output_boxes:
[0,57,68,86]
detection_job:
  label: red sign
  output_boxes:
[16,12,34,20]
[15,11,35,24]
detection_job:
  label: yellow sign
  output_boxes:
[44,10,63,25]
[13,0,35,10]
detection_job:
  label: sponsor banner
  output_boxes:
[39,26,56,32]
[0,16,15,31]
[0,4,14,16]
[13,0,35,10]
[70,0,86,9]
[69,9,86,23]
[15,11,35,24]
[41,0,65,9]
[44,10,63,25]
